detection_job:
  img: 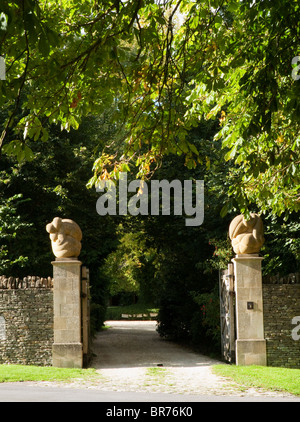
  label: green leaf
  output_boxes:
[188,142,199,155]
[23,145,34,161]
[38,32,50,57]
[41,127,49,142]
[220,203,229,218]
[224,145,237,161]
[16,146,25,162]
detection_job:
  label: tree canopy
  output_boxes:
[1,0,300,218]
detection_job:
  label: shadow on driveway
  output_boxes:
[91,320,222,369]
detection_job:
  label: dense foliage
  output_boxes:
[1,1,300,217]
[1,1,300,351]
[0,112,120,330]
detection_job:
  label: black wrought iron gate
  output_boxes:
[219,263,236,363]
[81,266,91,367]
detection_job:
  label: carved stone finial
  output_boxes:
[46,217,82,259]
[229,213,264,255]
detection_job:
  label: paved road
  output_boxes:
[0,382,298,402]
[0,321,299,402]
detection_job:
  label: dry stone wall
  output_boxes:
[263,276,300,369]
[0,276,54,366]
[0,271,299,368]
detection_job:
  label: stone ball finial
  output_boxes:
[46,217,82,259]
[229,213,264,255]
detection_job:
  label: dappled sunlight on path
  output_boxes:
[89,321,295,398]
[92,321,219,369]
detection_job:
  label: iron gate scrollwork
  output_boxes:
[81,266,91,367]
[219,263,236,363]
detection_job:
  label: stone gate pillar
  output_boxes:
[46,217,83,368]
[232,255,266,365]
[229,213,267,366]
[52,259,83,368]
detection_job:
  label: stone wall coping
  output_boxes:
[232,255,264,261]
[51,260,82,265]
[0,275,53,289]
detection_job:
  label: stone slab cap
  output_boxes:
[46,217,82,259]
[229,213,264,255]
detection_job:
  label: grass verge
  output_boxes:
[146,367,168,378]
[213,364,300,396]
[144,367,169,388]
[0,364,101,383]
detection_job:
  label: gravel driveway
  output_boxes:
[14,320,299,401]
[89,320,297,399]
